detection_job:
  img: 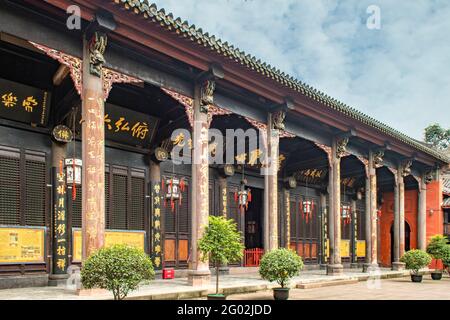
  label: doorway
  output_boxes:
[390,222,411,263]
[244,188,263,249]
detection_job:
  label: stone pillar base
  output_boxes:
[350,263,360,269]
[326,264,344,276]
[188,270,211,287]
[363,263,379,273]
[392,262,406,271]
[48,274,69,287]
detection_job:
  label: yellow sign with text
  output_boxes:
[0,227,45,264]
[325,239,351,258]
[340,240,350,257]
[72,229,145,262]
[356,240,366,257]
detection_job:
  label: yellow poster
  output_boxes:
[72,229,145,262]
[356,240,366,257]
[340,240,350,257]
[0,227,45,264]
[325,239,351,258]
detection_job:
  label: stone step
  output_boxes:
[297,278,358,289]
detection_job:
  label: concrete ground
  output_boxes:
[227,276,450,300]
[0,268,438,300]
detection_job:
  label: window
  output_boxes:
[0,146,47,226]
[71,164,146,231]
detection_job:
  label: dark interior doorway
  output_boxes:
[244,188,263,249]
[390,222,411,263]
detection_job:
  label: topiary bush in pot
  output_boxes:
[426,235,449,280]
[81,244,155,300]
[400,249,432,283]
[259,248,303,300]
[441,245,450,276]
[198,216,244,300]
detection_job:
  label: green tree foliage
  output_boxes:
[440,245,450,269]
[426,235,449,261]
[259,248,304,288]
[424,124,450,151]
[400,249,432,275]
[198,216,244,294]
[81,245,155,300]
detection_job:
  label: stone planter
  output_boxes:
[273,288,290,300]
[411,274,423,283]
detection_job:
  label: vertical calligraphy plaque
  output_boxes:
[151,182,162,270]
[52,168,68,274]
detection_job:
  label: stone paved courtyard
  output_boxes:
[0,268,444,300]
[227,276,450,300]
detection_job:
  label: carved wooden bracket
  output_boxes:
[336,137,349,158]
[30,41,143,101]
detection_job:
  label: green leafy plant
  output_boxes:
[259,248,303,288]
[400,249,432,275]
[441,245,450,272]
[426,235,449,271]
[198,216,244,295]
[81,244,155,300]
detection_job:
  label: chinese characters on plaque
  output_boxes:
[103,103,159,148]
[151,182,162,270]
[0,78,50,126]
[53,167,68,274]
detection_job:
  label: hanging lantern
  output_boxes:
[65,158,82,201]
[164,177,184,212]
[300,199,315,224]
[341,204,351,225]
[234,182,251,212]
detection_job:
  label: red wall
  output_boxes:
[378,180,443,267]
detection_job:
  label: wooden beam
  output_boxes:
[52,64,70,86]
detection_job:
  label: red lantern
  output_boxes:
[341,205,351,225]
[235,183,251,213]
[164,177,182,213]
[300,200,314,224]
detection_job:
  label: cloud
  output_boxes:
[152,0,450,140]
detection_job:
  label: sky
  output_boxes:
[152,0,450,141]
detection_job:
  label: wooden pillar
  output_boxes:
[369,151,378,267]
[81,32,107,261]
[363,150,382,272]
[327,137,347,275]
[320,193,328,266]
[266,113,279,251]
[393,178,400,266]
[350,199,358,268]
[188,80,212,286]
[49,141,69,285]
[364,173,371,266]
[392,160,412,270]
[417,176,427,251]
[283,188,290,249]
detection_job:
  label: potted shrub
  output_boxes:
[400,249,432,283]
[259,248,303,300]
[81,244,155,300]
[426,235,449,280]
[198,216,244,300]
[441,245,450,276]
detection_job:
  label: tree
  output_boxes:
[424,124,450,151]
[81,245,155,300]
[198,216,244,295]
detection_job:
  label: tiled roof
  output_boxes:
[444,174,450,195]
[114,0,450,163]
